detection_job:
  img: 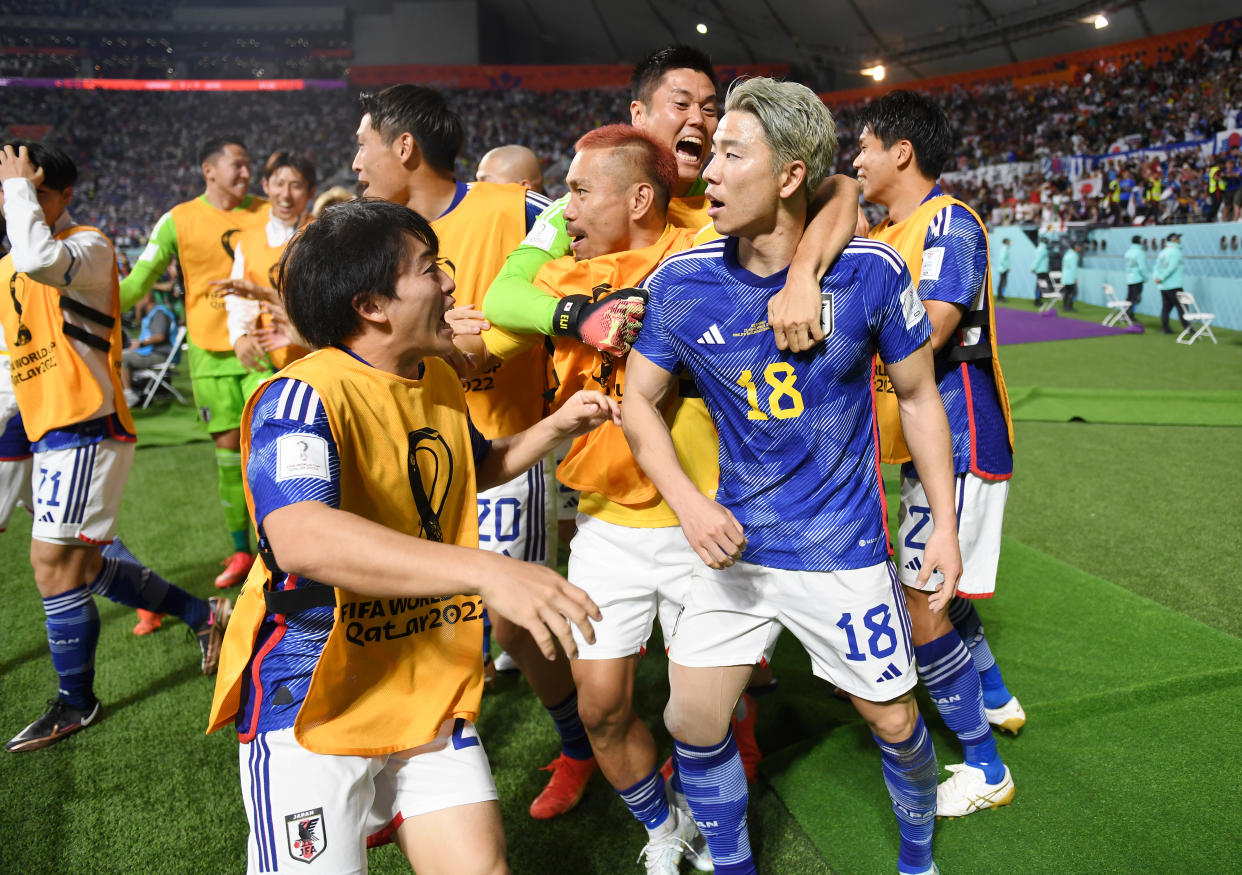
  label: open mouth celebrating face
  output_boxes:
[675,135,704,165]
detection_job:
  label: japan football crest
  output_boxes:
[820,291,835,338]
[285,808,326,863]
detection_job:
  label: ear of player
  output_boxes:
[551,289,649,356]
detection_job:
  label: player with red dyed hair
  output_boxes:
[474,124,722,871]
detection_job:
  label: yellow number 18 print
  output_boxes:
[737,362,805,421]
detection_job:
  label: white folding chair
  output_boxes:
[1101,283,1133,327]
[134,324,189,408]
[1175,292,1216,345]
[1038,271,1063,313]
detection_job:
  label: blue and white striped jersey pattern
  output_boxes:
[636,236,931,572]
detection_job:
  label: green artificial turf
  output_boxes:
[765,539,1242,874]
[1006,386,1242,426]
[1,324,1239,873]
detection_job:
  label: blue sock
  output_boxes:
[89,556,208,629]
[43,585,100,710]
[102,536,139,565]
[545,692,593,760]
[674,730,756,875]
[948,597,1013,709]
[916,631,1004,782]
[873,715,938,875]
[618,766,670,830]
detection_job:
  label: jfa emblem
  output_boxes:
[820,292,835,338]
[285,808,326,863]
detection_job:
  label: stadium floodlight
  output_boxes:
[861,64,886,81]
[696,22,708,34]
[1093,13,1109,28]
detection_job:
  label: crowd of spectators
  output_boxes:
[3,27,1240,243]
[0,31,351,80]
[0,0,172,17]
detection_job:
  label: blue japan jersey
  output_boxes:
[237,377,340,735]
[636,237,932,572]
[909,191,1012,478]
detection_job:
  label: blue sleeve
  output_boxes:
[917,205,987,308]
[524,190,553,233]
[247,378,340,527]
[869,261,932,366]
[633,270,681,373]
[467,414,492,467]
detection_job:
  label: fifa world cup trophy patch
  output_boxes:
[285,808,326,863]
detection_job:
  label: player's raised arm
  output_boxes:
[884,341,962,609]
[767,173,862,352]
[622,349,745,568]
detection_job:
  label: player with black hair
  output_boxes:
[207,197,615,873]
[213,150,317,374]
[120,134,270,591]
[1,141,231,752]
[850,88,1021,817]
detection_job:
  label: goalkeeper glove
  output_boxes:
[551,289,648,356]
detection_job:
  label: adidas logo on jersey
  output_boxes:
[696,324,726,346]
[875,662,903,683]
[38,512,55,523]
[904,556,922,572]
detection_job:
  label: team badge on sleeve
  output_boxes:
[899,281,926,328]
[920,247,945,282]
[285,808,326,863]
[276,434,330,483]
[521,218,558,252]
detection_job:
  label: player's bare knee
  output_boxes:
[903,586,951,645]
[490,613,525,653]
[574,678,632,737]
[864,697,920,743]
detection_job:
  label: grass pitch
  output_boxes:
[1,311,1239,872]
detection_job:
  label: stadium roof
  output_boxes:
[483,0,1238,89]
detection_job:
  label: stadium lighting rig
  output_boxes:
[860,64,886,81]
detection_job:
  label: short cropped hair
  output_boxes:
[358,85,463,174]
[198,136,247,166]
[724,78,838,197]
[263,150,317,190]
[631,44,716,105]
[855,90,955,180]
[277,198,438,349]
[574,124,678,213]
[3,139,77,191]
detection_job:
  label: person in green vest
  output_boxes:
[1124,234,1147,317]
[1030,237,1050,306]
[1153,232,1190,335]
[994,238,1010,300]
[1060,240,1081,311]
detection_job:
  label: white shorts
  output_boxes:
[476,459,547,564]
[896,472,1009,598]
[568,515,697,659]
[668,559,917,702]
[30,439,134,546]
[240,718,497,874]
[0,457,33,531]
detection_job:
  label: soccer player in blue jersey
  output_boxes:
[850,90,1021,817]
[352,85,604,821]
[622,78,962,875]
[208,200,613,872]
